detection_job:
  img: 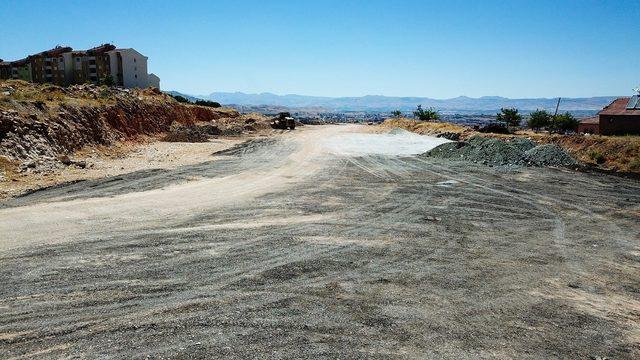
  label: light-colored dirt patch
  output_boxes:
[0,136,243,200]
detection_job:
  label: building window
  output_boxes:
[76,57,80,62]
[134,58,136,63]
[135,74,137,79]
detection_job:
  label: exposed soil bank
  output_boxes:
[0,80,239,162]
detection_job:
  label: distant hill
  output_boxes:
[171,91,618,112]
[164,91,203,103]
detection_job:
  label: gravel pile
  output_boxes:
[422,135,579,168]
[523,144,578,167]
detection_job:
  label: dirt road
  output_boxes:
[1,125,639,358]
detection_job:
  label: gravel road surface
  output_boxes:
[1,125,639,358]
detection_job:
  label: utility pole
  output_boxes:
[553,97,561,117]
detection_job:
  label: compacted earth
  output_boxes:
[0,125,639,358]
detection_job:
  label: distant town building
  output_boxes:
[0,44,160,89]
[148,73,160,89]
[579,95,640,135]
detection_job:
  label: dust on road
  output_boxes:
[1,125,639,358]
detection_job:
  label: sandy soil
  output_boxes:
[1,124,639,358]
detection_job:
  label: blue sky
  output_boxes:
[1,0,638,98]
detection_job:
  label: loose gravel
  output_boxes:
[422,135,579,168]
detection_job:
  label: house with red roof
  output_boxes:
[578,95,640,135]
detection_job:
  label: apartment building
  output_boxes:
[107,48,149,88]
[62,44,115,85]
[0,44,160,89]
[0,58,32,82]
[28,46,72,86]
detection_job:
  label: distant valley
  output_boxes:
[168,91,618,112]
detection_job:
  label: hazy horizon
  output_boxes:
[1,0,639,98]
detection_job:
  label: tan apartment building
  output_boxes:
[62,44,115,85]
[1,44,160,89]
[28,46,72,86]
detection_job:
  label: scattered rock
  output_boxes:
[57,155,73,165]
[162,125,210,143]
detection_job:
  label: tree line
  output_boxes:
[395,105,579,132]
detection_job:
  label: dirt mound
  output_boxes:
[423,135,579,168]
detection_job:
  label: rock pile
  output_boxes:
[422,135,579,168]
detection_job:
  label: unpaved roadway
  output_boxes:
[1,125,639,359]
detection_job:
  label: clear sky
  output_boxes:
[1,0,638,98]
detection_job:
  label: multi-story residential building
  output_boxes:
[28,46,72,86]
[9,59,32,82]
[0,60,10,80]
[107,48,149,88]
[0,44,160,89]
[63,44,115,85]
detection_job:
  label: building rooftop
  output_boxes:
[28,46,73,59]
[598,97,640,116]
[86,44,116,55]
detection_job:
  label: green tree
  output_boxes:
[101,74,115,87]
[551,112,579,132]
[496,107,522,127]
[172,95,191,103]
[413,105,440,121]
[195,99,222,108]
[392,110,402,118]
[527,109,552,130]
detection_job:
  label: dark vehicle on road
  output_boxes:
[270,112,296,130]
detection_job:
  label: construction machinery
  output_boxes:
[270,112,296,130]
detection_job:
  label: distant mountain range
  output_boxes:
[167,91,618,112]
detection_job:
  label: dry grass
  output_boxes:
[381,118,469,135]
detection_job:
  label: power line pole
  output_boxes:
[554,97,561,117]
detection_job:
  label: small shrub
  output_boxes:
[528,109,552,130]
[552,112,579,132]
[413,105,440,121]
[477,122,510,134]
[194,99,221,108]
[172,95,191,103]
[101,74,115,87]
[392,110,402,118]
[589,150,606,164]
[496,107,522,127]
